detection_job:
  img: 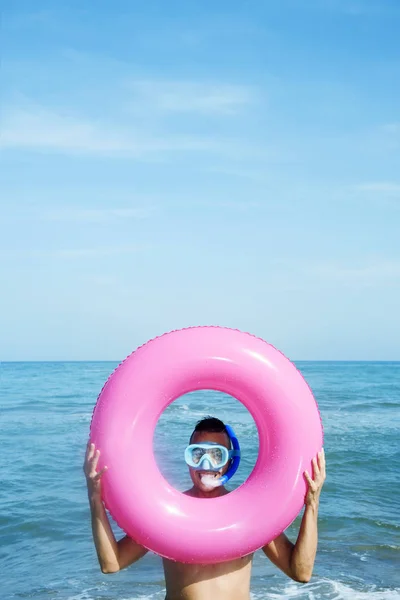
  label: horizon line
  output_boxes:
[1,359,399,364]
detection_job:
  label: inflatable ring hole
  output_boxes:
[153,390,259,493]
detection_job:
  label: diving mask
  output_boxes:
[184,442,235,471]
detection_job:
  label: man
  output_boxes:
[84,416,326,600]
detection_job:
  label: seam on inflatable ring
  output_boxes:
[88,325,324,540]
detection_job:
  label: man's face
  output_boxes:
[188,430,231,492]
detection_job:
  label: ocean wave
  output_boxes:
[251,578,400,599]
[64,579,400,600]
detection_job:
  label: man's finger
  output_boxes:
[304,470,313,485]
[94,466,108,481]
[312,457,320,477]
[92,449,100,471]
[318,449,326,470]
[87,442,95,461]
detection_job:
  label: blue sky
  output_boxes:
[1,0,399,361]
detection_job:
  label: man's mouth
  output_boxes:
[199,472,221,488]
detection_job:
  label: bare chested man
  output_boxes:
[84,416,326,600]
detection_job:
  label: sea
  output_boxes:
[1,361,399,599]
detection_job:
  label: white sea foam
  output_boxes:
[68,592,166,600]
[250,578,400,599]
[68,581,400,600]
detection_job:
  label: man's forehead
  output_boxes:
[191,430,230,447]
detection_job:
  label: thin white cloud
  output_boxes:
[0,244,150,260]
[42,206,157,222]
[0,105,236,157]
[353,182,400,195]
[302,0,400,17]
[1,107,132,154]
[56,245,149,259]
[204,166,265,181]
[383,123,400,134]
[206,199,261,211]
[304,260,400,286]
[127,80,253,115]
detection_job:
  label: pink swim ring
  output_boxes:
[90,326,323,563]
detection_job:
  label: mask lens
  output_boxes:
[208,447,223,465]
[191,447,205,464]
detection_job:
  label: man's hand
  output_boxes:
[304,449,326,507]
[264,449,326,582]
[83,442,108,500]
